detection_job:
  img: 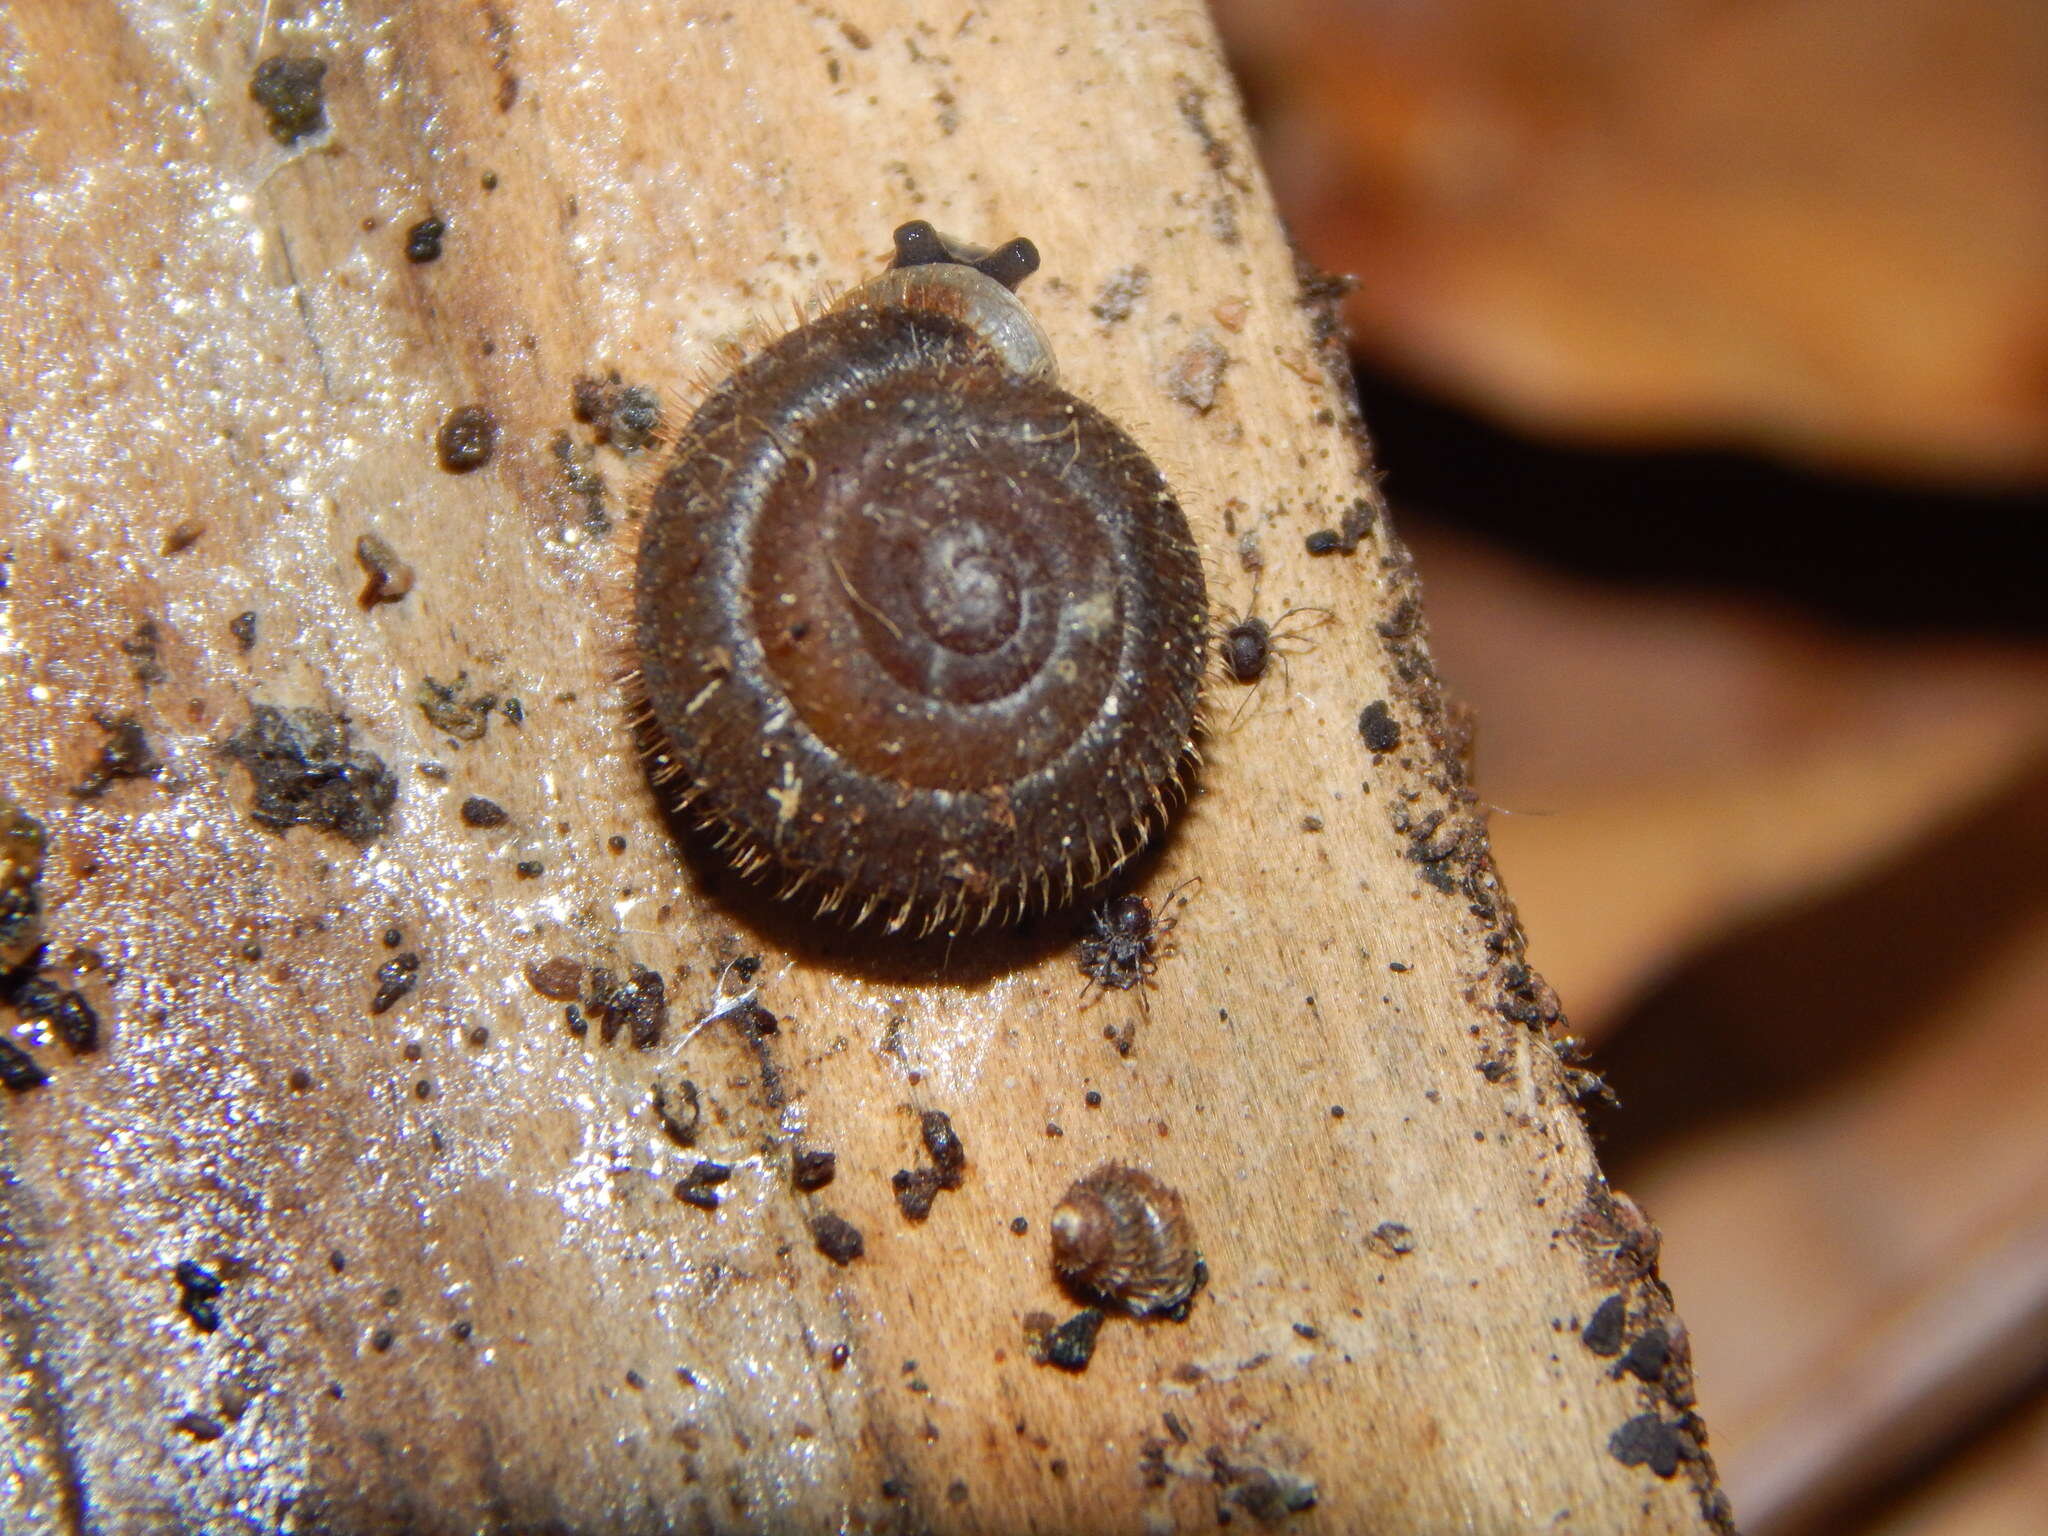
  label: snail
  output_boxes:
[634,221,1208,935]
[1050,1162,1200,1316]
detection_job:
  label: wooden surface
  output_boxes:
[0,3,1730,1532]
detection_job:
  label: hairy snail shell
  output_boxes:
[1049,1161,1200,1316]
[634,221,1208,934]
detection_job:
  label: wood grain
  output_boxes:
[0,2,1731,1531]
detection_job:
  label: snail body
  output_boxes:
[635,223,1208,934]
[1050,1162,1199,1316]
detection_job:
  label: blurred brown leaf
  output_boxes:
[1217,0,2048,481]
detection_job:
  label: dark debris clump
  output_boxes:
[250,55,327,144]
[223,705,397,846]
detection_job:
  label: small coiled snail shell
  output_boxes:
[634,223,1208,936]
[1049,1162,1199,1316]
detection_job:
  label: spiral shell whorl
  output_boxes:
[634,229,1207,935]
[1050,1163,1199,1316]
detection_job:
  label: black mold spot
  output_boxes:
[224,705,397,845]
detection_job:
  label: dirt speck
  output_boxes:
[72,714,158,799]
[228,611,258,652]
[674,1160,731,1211]
[653,1077,700,1147]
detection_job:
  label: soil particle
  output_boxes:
[404,217,445,263]
[571,372,662,451]
[920,1109,965,1188]
[1608,1413,1686,1478]
[593,965,666,1049]
[1090,266,1149,325]
[674,1160,731,1211]
[175,1260,225,1334]
[1358,700,1400,754]
[1304,498,1376,556]
[223,705,397,845]
[10,987,98,1056]
[1618,1324,1672,1383]
[120,619,166,686]
[1032,1308,1104,1372]
[1581,1293,1627,1357]
[458,795,507,828]
[791,1146,836,1191]
[0,811,42,966]
[228,611,258,652]
[1162,329,1230,414]
[250,55,326,144]
[523,957,582,1000]
[369,952,420,1014]
[417,674,496,741]
[550,432,609,533]
[892,1166,943,1222]
[354,533,414,607]
[652,1077,700,1147]
[810,1212,864,1265]
[0,1038,48,1091]
[1365,1222,1415,1258]
[436,406,498,473]
[71,714,156,802]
